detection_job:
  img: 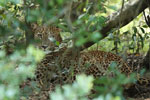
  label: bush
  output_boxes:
[50,74,124,100]
[50,74,94,100]
[50,63,136,100]
[0,46,44,100]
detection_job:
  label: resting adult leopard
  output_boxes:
[31,25,150,100]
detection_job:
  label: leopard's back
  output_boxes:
[80,51,132,76]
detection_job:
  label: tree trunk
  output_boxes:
[142,45,150,69]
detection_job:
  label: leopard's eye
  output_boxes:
[37,34,42,38]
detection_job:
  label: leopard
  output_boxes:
[30,25,150,99]
[36,48,132,88]
[31,23,62,51]
[28,48,133,100]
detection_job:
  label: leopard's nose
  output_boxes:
[41,45,48,49]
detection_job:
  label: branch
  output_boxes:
[81,0,149,50]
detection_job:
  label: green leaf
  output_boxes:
[57,0,64,5]
[123,31,129,35]
[106,5,117,11]
[55,41,60,46]
[89,32,102,42]
[140,27,145,33]
[132,27,137,33]
[75,36,87,47]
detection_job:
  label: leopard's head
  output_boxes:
[31,23,62,51]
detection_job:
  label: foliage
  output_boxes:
[0,46,44,100]
[0,0,149,100]
[50,74,94,100]
[93,62,136,99]
[50,71,134,100]
[50,62,135,100]
[0,2,45,99]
